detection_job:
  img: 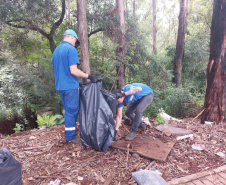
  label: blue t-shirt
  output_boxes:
[118,83,153,108]
[52,41,80,90]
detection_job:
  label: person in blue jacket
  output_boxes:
[112,83,154,140]
[52,29,98,143]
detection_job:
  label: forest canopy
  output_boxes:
[1,0,224,130]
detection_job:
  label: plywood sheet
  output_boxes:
[112,135,176,161]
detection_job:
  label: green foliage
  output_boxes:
[0,56,7,66]
[154,108,165,125]
[144,86,201,118]
[0,0,212,126]
[154,114,165,125]
[50,114,64,126]
[36,114,57,128]
[13,123,24,133]
[2,28,52,62]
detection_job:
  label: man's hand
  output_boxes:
[116,92,125,99]
[88,75,98,83]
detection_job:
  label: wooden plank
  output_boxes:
[112,135,176,161]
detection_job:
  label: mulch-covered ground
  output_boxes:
[0,118,225,185]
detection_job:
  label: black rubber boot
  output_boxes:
[125,131,136,141]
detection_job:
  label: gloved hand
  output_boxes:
[116,92,125,99]
[88,75,98,83]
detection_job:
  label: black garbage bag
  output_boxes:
[0,148,22,185]
[79,81,117,152]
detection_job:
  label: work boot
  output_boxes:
[125,131,136,141]
[139,122,146,129]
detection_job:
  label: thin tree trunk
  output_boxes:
[133,0,135,20]
[0,17,2,51]
[68,0,70,23]
[152,0,156,54]
[201,0,226,124]
[77,0,91,78]
[116,0,126,89]
[173,0,188,87]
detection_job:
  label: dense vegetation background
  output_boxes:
[0,0,214,132]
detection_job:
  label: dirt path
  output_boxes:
[0,118,225,184]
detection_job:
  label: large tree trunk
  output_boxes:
[201,0,226,124]
[152,0,156,55]
[115,0,126,89]
[77,0,91,78]
[173,0,188,87]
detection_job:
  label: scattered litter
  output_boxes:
[176,134,193,140]
[48,179,61,185]
[132,170,169,185]
[29,136,36,140]
[215,152,225,158]
[158,112,182,124]
[77,176,83,181]
[191,144,205,151]
[205,121,213,125]
[142,116,151,126]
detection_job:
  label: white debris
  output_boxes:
[159,112,182,124]
[215,152,225,158]
[176,134,194,140]
[191,144,205,151]
[48,179,61,185]
[142,116,151,126]
[205,121,213,125]
[77,176,83,181]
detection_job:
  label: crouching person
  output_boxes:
[112,83,154,141]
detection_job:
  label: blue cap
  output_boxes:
[63,29,78,39]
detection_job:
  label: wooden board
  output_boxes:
[111,135,176,161]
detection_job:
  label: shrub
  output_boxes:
[144,86,200,119]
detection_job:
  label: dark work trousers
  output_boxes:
[125,94,153,132]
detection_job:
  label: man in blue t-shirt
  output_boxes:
[52,29,98,143]
[112,83,154,140]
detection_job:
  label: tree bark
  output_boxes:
[67,0,70,23]
[173,0,188,87]
[116,0,126,89]
[133,0,135,20]
[201,0,226,124]
[0,16,2,51]
[152,0,156,55]
[77,0,91,78]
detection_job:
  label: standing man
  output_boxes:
[112,83,153,140]
[52,29,98,142]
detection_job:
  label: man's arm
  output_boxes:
[70,64,88,79]
[116,87,142,98]
[115,107,123,131]
[124,87,142,96]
